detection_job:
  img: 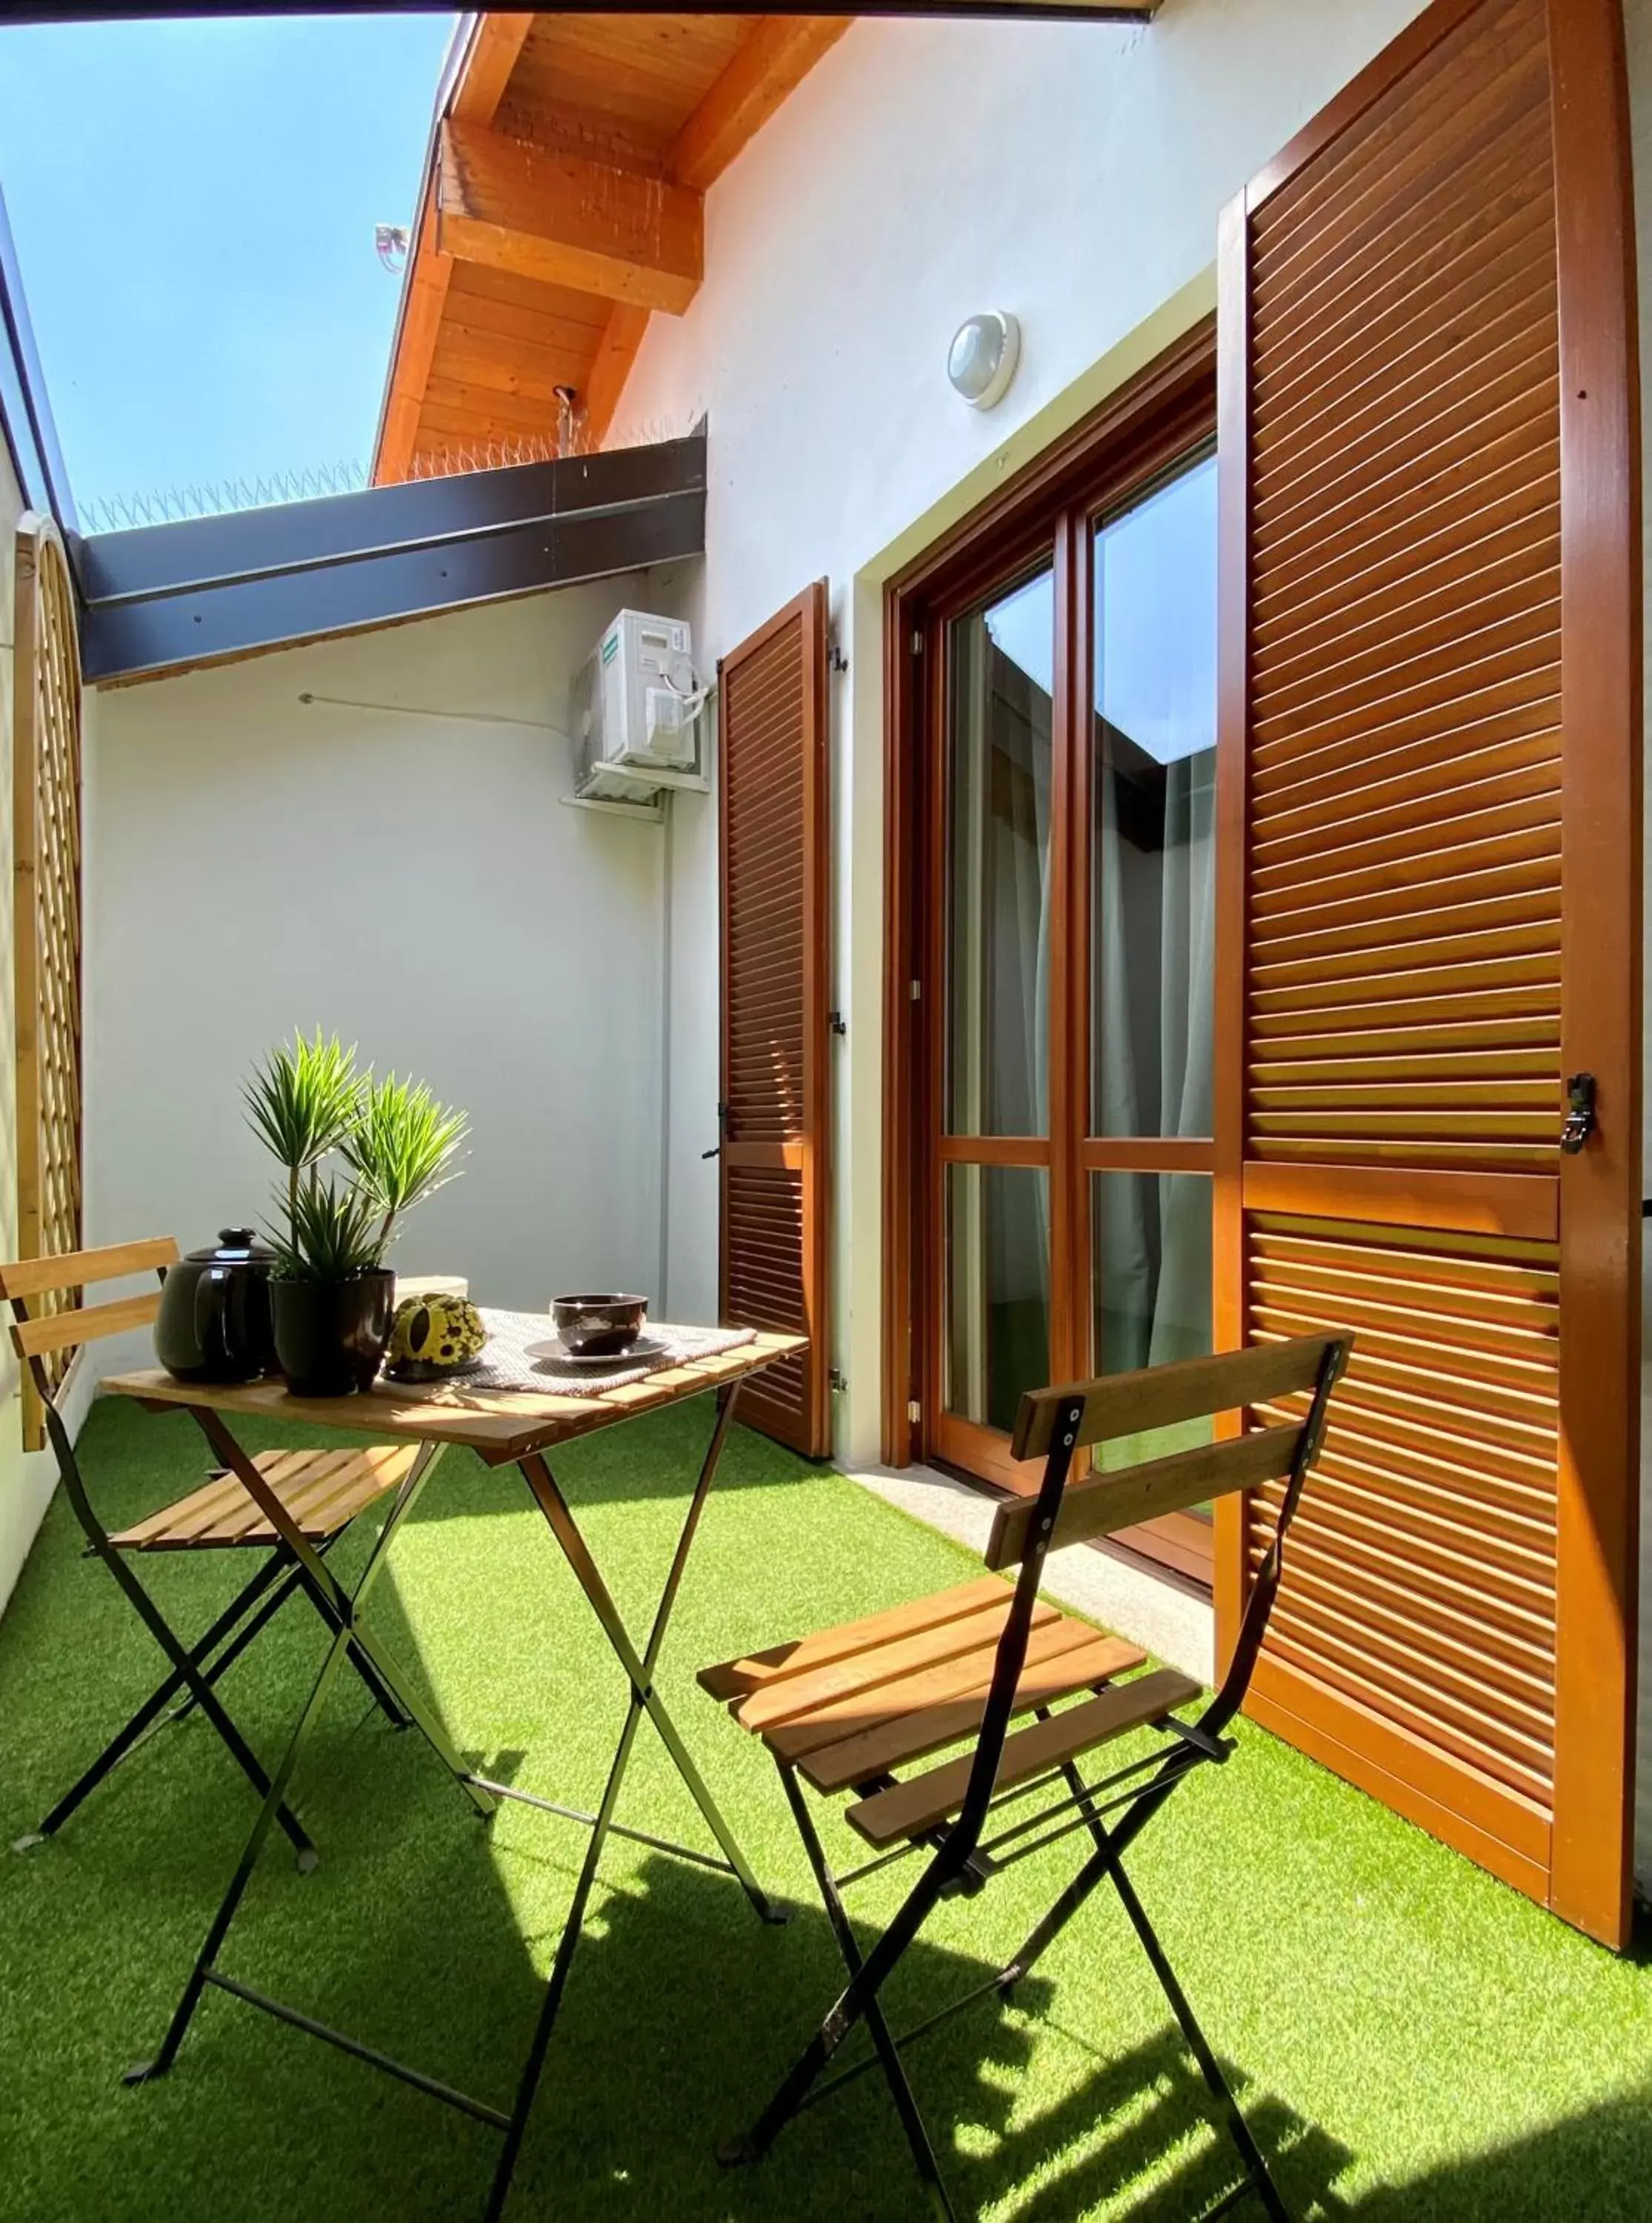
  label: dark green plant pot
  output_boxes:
[270,1269,395,1397]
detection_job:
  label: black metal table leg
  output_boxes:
[127,1373,785,2223]
[484,1663,650,2220]
[482,1387,781,2219]
[126,1436,476,2084]
[515,1390,777,1922]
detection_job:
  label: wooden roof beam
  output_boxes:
[450,12,534,126]
[583,303,653,446]
[670,16,852,193]
[374,189,452,486]
[438,117,704,315]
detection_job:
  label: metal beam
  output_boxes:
[0,7,1161,21]
[0,182,76,530]
[76,432,705,685]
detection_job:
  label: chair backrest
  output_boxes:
[939,1332,1351,1868]
[986,1334,1349,1572]
[0,1237,179,1400]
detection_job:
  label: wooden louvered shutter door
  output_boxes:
[1214,0,1639,1945]
[719,582,831,1455]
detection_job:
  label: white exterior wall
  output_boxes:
[85,573,686,1383]
[606,0,1434,1466]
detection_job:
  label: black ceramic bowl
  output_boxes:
[552,1292,647,1358]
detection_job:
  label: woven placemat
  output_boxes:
[447,1309,756,1398]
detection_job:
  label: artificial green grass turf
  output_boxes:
[2,1397,1651,2222]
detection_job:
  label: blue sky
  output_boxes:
[0,12,454,518]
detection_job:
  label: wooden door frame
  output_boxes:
[1212,0,1640,1947]
[881,320,1218,1476]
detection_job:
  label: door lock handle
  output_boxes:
[1561,1072,1596,1155]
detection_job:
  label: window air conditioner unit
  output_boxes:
[570,609,710,808]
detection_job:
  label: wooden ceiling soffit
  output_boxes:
[74,431,707,685]
[439,118,703,312]
[670,16,850,191]
[376,14,862,478]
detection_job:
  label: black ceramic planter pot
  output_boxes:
[270,1269,395,1397]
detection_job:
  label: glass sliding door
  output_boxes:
[1084,452,1218,1578]
[914,430,1218,1578]
[933,564,1058,1485]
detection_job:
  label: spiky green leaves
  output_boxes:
[342,1075,469,1256]
[243,1032,467,1281]
[268,1173,383,1282]
[242,1030,364,1182]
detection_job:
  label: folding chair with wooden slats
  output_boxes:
[701,1332,1352,2223]
[2,1240,423,1867]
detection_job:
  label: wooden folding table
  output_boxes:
[102,1327,806,2221]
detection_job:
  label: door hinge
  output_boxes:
[829,1368,847,1393]
[827,637,848,674]
[828,1009,847,1037]
[907,1398,922,1426]
[909,977,922,1002]
[910,627,923,655]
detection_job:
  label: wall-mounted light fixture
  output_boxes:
[947,310,1021,410]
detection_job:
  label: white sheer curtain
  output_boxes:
[945,610,1053,1426]
[1093,452,1218,1380]
[1093,742,1215,1374]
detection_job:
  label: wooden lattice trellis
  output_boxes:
[13,513,84,1449]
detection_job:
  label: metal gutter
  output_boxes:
[76,429,706,684]
[7,6,1158,21]
[0,180,77,531]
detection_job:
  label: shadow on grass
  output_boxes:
[1336,2089,1652,2222]
[497,1847,1353,2223]
[0,1409,1348,2223]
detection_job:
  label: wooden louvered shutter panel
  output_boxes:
[719,582,830,1455]
[1214,0,1639,1945]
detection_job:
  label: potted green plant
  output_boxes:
[244,1032,467,1396]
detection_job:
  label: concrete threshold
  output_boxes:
[842,1460,1215,1687]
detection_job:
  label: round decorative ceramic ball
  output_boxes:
[385,1292,487,1381]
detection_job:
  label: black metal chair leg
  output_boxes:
[1107,1854,1290,2223]
[169,1572,301,1723]
[724,1826,952,2169]
[173,1536,405,1732]
[997,1839,1113,1996]
[776,1767,956,2222]
[83,1535,316,1865]
[189,1426,493,1818]
[14,1554,290,1852]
